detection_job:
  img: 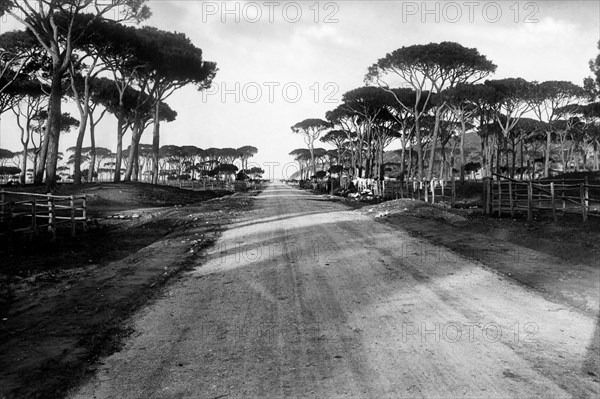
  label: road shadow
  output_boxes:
[583,313,600,380]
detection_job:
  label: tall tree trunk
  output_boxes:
[114,117,125,182]
[504,137,510,175]
[408,147,413,180]
[414,116,423,180]
[88,113,96,182]
[20,147,28,184]
[34,120,50,185]
[73,112,89,185]
[520,140,525,180]
[350,145,356,178]
[459,115,466,183]
[568,145,574,172]
[544,130,551,177]
[44,69,63,189]
[124,121,142,181]
[511,141,517,179]
[400,146,406,182]
[17,120,29,184]
[309,141,316,179]
[32,151,38,182]
[378,142,384,181]
[495,141,501,176]
[479,122,487,178]
[450,152,455,182]
[560,142,566,173]
[439,145,446,180]
[132,149,139,182]
[480,135,486,178]
[152,101,161,185]
[486,137,495,178]
[356,132,364,178]
[426,107,443,181]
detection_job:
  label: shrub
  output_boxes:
[234,181,248,192]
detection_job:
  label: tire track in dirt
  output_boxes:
[70,182,599,399]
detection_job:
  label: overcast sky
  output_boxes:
[0,1,599,178]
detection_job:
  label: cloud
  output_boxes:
[0,0,598,171]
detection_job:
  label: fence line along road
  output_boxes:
[310,174,598,224]
[167,180,234,191]
[312,178,457,206]
[381,179,456,205]
[0,190,87,241]
[484,174,600,223]
[164,180,264,192]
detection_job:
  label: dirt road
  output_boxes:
[71,182,599,398]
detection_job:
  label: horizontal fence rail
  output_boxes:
[163,180,234,191]
[0,190,87,241]
[485,175,600,223]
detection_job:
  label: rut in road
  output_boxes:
[71,182,599,399]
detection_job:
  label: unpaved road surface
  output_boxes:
[71,182,599,398]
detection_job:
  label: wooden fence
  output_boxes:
[484,175,600,222]
[0,190,87,241]
[164,180,234,191]
[382,179,456,205]
[320,178,456,205]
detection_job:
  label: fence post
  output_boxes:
[1,189,4,223]
[32,197,38,236]
[550,182,557,222]
[430,180,435,204]
[47,195,52,233]
[424,181,428,203]
[49,195,56,240]
[416,181,419,200]
[482,177,490,215]
[509,181,514,218]
[498,180,502,217]
[580,182,588,222]
[82,196,87,231]
[584,176,589,215]
[527,180,533,223]
[70,195,76,237]
[489,177,494,215]
[562,179,566,211]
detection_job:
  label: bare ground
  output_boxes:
[68,182,599,399]
[0,183,260,399]
[357,198,600,316]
